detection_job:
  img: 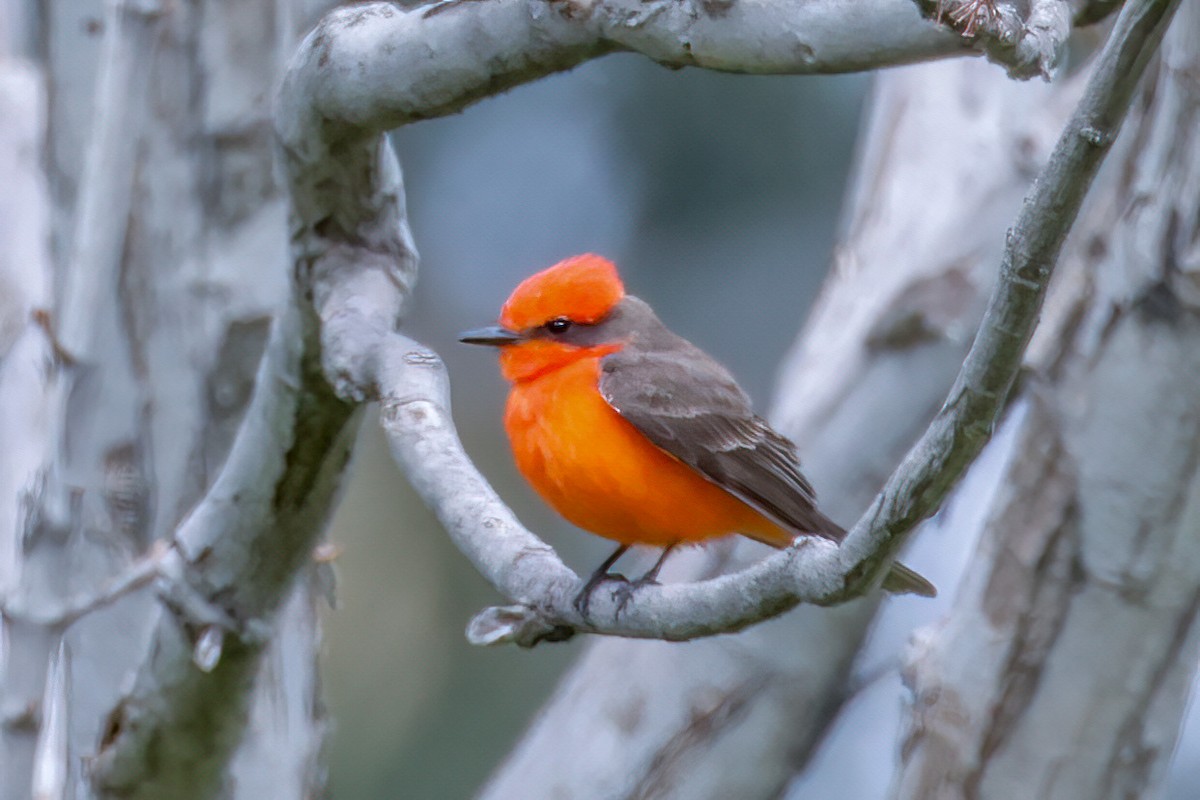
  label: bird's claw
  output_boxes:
[573,572,629,621]
[613,575,660,618]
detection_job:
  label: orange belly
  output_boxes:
[504,355,788,548]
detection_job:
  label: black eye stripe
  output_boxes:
[545,317,572,334]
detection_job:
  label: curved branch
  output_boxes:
[377,0,1176,646]
[286,0,963,132]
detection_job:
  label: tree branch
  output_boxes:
[0,542,168,629]
[380,0,1177,647]
[474,56,1085,794]
[89,298,361,798]
[894,7,1200,793]
[0,34,60,798]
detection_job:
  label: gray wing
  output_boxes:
[599,343,843,542]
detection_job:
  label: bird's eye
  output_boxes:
[545,317,573,334]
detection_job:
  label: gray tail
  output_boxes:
[814,511,937,598]
[882,562,938,598]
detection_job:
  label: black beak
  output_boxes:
[458,325,523,347]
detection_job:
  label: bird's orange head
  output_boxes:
[499,253,625,331]
[459,254,627,383]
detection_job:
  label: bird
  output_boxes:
[459,254,936,615]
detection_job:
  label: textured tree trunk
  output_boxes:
[894,4,1200,798]
[0,0,332,796]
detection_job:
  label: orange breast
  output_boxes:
[504,354,786,547]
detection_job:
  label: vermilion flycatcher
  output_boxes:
[460,254,936,612]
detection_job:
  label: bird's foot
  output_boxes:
[612,573,660,618]
[573,542,676,621]
[573,572,629,622]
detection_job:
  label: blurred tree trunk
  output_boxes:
[484,13,1200,800]
[0,0,331,796]
[895,5,1200,798]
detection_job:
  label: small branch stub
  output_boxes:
[193,626,224,673]
[466,606,575,647]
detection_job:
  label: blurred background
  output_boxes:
[321,54,869,798]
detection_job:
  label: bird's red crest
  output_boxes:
[499,254,625,331]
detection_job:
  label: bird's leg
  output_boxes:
[613,542,679,617]
[640,542,678,584]
[573,543,630,621]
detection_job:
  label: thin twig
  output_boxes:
[0,541,172,629]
